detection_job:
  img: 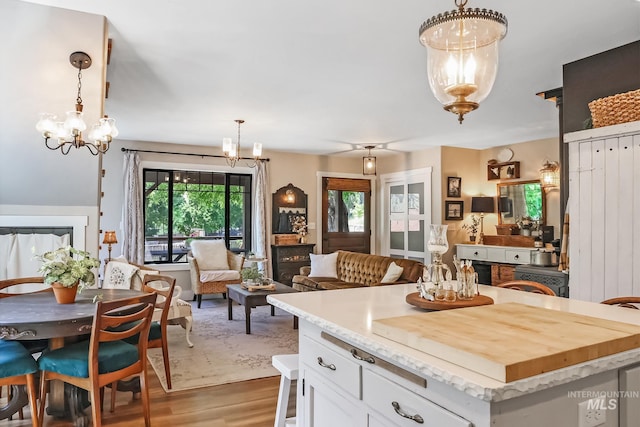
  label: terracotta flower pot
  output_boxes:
[51,282,79,304]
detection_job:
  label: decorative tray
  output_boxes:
[405,292,494,311]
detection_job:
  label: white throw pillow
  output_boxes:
[309,252,339,278]
[381,261,404,284]
[103,261,140,289]
[191,240,229,270]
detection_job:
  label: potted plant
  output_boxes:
[516,216,534,236]
[241,265,263,284]
[34,246,101,304]
[462,215,480,242]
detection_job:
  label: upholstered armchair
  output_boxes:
[188,240,244,308]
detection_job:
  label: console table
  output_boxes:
[271,243,315,286]
[456,244,537,286]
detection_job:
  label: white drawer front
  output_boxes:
[300,335,361,399]
[486,247,506,262]
[363,370,471,427]
[457,245,487,261]
[505,248,533,264]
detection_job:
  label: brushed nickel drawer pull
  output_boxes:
[351,349,375,364]
[317,357,336,371]
[392,401,424,424]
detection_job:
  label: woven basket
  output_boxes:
[495,224,519,236]
[274,234,299,245]
[588,89,640,128]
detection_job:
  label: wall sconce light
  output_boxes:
[471,196,495,245]
[539,161,560,189]
[102,230,118,262]
[36,51,118,155]
[363,145,377,175]
[419,0,508,123]
[285,189,296,203]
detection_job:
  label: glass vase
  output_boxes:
[426,224,451,293]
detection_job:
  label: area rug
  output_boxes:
[147,297,298,392]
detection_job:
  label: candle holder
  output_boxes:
[426,224,452,295]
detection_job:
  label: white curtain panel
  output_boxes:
[254,160,272,278]
[122,152,144,264]
[0,234,15,280]
[3,233,68,292]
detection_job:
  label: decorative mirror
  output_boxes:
[272,184,307,234]
[496,180,545,225]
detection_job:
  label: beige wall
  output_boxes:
[479,137,561,238]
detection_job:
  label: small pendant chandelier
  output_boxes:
[36,51,118,155]
[419,0,507,124]
[222,119,263,168]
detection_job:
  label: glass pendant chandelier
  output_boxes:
[36,51,118,155]
[419,0,508,124]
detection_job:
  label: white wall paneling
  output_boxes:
[565,121,640,302]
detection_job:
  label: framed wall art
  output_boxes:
[445,200,464,220]
[447,176,462,198]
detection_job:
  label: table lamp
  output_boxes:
[102,230,118,262]
[471,196,495,245]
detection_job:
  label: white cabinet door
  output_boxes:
[302,366,365,427]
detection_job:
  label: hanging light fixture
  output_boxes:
[540,161,560,189]
[222,119,263,168]
[36,51,118,155]
[363,145,377,175]
[419,0,508,124]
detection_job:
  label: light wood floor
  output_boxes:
[1,368,281,427]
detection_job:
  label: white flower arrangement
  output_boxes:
[34,246,100,291]
[291,215,307,236]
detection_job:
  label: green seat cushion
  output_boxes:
[113,321,161,344]
[0,340,38,378]
[38,339,139,378]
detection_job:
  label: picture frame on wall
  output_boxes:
[447,176,462,198]
[445,200,464,220]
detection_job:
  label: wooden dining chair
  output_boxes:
[496,280,556,296]
[600,297,640,309]
[142,274,177,390]
[38,293,156,427]
[0,277,50,298]
[0,276,49,422]
[0,341,40,427]
[109,274,177,409]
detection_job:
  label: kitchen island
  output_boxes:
[268,284,640,427]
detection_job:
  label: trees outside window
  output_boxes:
[143,169,252,263]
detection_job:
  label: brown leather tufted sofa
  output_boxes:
[292,250,425,291]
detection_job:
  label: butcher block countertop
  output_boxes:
[372,302,640,382]
[268,284,640,402]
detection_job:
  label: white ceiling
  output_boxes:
[23,0,640,156]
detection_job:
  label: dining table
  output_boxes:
[0,288,144,427]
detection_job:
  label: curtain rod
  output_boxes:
[121,147,270,162]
